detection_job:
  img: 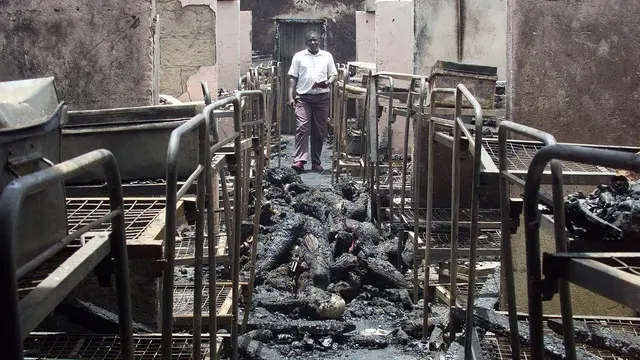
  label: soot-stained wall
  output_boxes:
[0,0,154,110]
[509,0,640,145]
[240,0,365,63]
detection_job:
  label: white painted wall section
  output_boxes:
[216,0,241,90]
[375,0,414,74]
[240,11,253,74]
[356,11,376,63]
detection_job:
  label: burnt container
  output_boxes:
[62,104,201,185]
[0,77,68,268]
[428,60,498,109]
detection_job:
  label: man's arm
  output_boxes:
[288,75,298,107]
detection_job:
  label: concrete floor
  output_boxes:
[277,134,333,187]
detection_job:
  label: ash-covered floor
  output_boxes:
[277,135,334,187]
[236,135,434,360]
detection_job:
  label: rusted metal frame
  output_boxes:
[256,65,275,166]
[239,91,266,334]
[340,66,352,182]
[410,80,430,305]
[331,68,348,184]
[372,72,426,230]
[161,113,209,360]
[273,62,282,167]
[201,83,219,360]
[497,121,572,360]
[204,92,244,357]
[203,96,243,360]
[366,72,379,220]
[400,77,426,216]
[230,90,265,360]
[456,84,483,360]
[421,87,455,337]
[162,95,240,360]
[379,75,395,230]
[0,149,134,360]
[524,145,640,360]
[207,141,235,266]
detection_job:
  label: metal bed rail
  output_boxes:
[418,84,485,360]
[202,81,236,259]
[0,149,134,360]
[255,62,281,167]
[234,91,267,340]
[366,72,428,229]
[497,121,574,360]
[523,144,640,360]
[161,94,242,360]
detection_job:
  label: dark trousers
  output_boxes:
[293,92,330,165]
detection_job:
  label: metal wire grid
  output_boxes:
[175,234,222,260]
[173,284,231,316]
[17,248,77,299]
[418,230,501,249]
[23,333,211,360]
[436,282,485,306]
[481,317,640,360]
[482,139,615,174]
[481,329,638,360]
[399,208,502,225]
[66,198,165,240]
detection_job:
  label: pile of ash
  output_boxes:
[237,168,451,359]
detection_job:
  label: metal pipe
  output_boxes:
[497,121,575,359]
[209,133,240,155]
[399,78,415,214]
[231,90,264,359]
[378,75,395,228]
[373,71,422,81]
[161,96,242,360]
[523,145,640,359]
[423,87,455,339]
[192,122,208,360]
[203,85,219,360]
[16,210,120,280]
[449,106,462,343]
[241,91,267,333]
[0,149,134,360]
[457,84,483,360]
[177,165,204,200]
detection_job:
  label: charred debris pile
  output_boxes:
[565,175,640,241]
[237,167,447,358]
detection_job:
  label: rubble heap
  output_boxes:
[237,168,439,358]
[565,176,640,241]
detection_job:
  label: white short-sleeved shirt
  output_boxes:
[287,49,338,95]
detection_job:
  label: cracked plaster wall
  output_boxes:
[0,0,154,110]
[241,0,365,63]
[157,0,217,101]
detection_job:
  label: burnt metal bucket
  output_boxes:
[0,77,68,268]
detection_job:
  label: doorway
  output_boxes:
[274,19,328,134]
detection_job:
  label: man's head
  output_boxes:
[305,31,320,54]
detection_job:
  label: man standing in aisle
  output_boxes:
[288,31,338,173]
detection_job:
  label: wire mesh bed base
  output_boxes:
[23,333,220,360]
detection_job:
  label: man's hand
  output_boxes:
[288,97,295,108]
